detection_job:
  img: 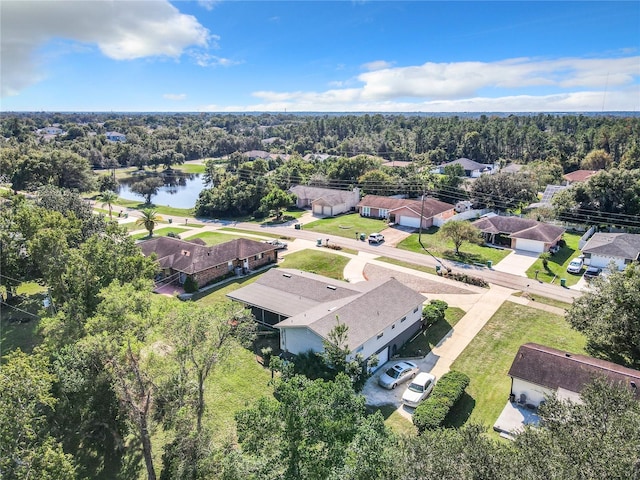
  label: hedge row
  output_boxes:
[444,272,489,288]
[412,370,470,433]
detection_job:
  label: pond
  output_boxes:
[118,171,209,209]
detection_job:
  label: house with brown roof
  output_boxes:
[563,169,599,185]
[289,185,360,217]
[471,215,564,253]
[138,236,278,288]
[508,343,640,406]
[227,268,427,369]
[494,343,640,436]
[357,195,455,229]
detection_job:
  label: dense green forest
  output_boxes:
[2,112,640,227]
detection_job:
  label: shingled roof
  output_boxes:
[472,216,564,242]
[563,169,599,183]
[509,343,640,399]
[357,195,454,218]
[582,233,640,260]
[138,236,275,275]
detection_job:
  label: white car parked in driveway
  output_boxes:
[402,372,436,407]
[566,257,584,274]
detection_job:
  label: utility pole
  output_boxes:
[418,187,451,273]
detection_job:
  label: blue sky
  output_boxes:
[1,1,639,112]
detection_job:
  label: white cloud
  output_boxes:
[163,93,187,101]
[361,60,393,71]
[197,0,220,11]
[236,56,640,111]
[1,0,210,97]
[190,52,241,67]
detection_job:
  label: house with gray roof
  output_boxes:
[289,185,360,217]
[581,233,640,271]
[139,236,278,288]
[227,268,427,368]
[471,215,564,253]
[433,158,496,178]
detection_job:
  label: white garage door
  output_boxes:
[323,205,333,216]
[399,216,421,228]
[515,238,545,253]
[374,347,389,371]
[312,204,323,215]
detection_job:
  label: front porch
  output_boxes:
[493,399,540,439]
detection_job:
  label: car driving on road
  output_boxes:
[378,361,418,389]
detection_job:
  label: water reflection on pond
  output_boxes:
[118,171,208,209]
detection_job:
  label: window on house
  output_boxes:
[377,332,384,339]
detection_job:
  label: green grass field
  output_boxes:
[186,230,260,245]
[303,213,389,239]
[397,307,466,357]
[511,291,573,310]
[397,230,512,266]
[377,257,439,276]
[131,227,189,241]
[1,282,48,356]
[278,249,351,280]
[525,232,584,286]
[446,302,585,432]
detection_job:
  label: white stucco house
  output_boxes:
[357,195,455,229]
[581,233,640,271]
[226,268,426,369]
[471,215,565,253]
[289,185,361,217]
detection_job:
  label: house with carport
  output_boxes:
[471,215,564,253]
[357,195,455,229]
[581,233,640,271]
[138,236,278,288]
[288,185,360,217]
[226,268,427,369]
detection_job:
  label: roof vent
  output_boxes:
[327,285,337,290]
[565,353,571,357]
[283,273,292,278]
[631,381,637,389]
[181,250,190,256]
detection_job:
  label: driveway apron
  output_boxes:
[491,249,539,277]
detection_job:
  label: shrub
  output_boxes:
[422,300,448,327]
[413,370,470,433]
[260,346,273,366]
[444,272,488,288]
[183,276,199,293]
[166,231,181,239]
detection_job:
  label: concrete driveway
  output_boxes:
[491,249,539,277]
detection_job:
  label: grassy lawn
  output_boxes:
[186,230,259,246]
[511,291,573,310]
[525,232,584,286]
[397,230,512,266]
[109,197,195,217]
[397,307,466,357]
[377,257,438,276]
[1,282,47,356]
[174,163,206,174]
[131,227,189,241]
[445,302,586,432]
[303,213,389,239]
[203,343,274,446]
[278,249,351,280]
[369,404,415,435]
[192,273,264,306]
[219,227,292,241]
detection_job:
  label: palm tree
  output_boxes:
[136,208,163,237]
[98,190,118,220]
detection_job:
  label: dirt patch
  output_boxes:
[363,264,475,295]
